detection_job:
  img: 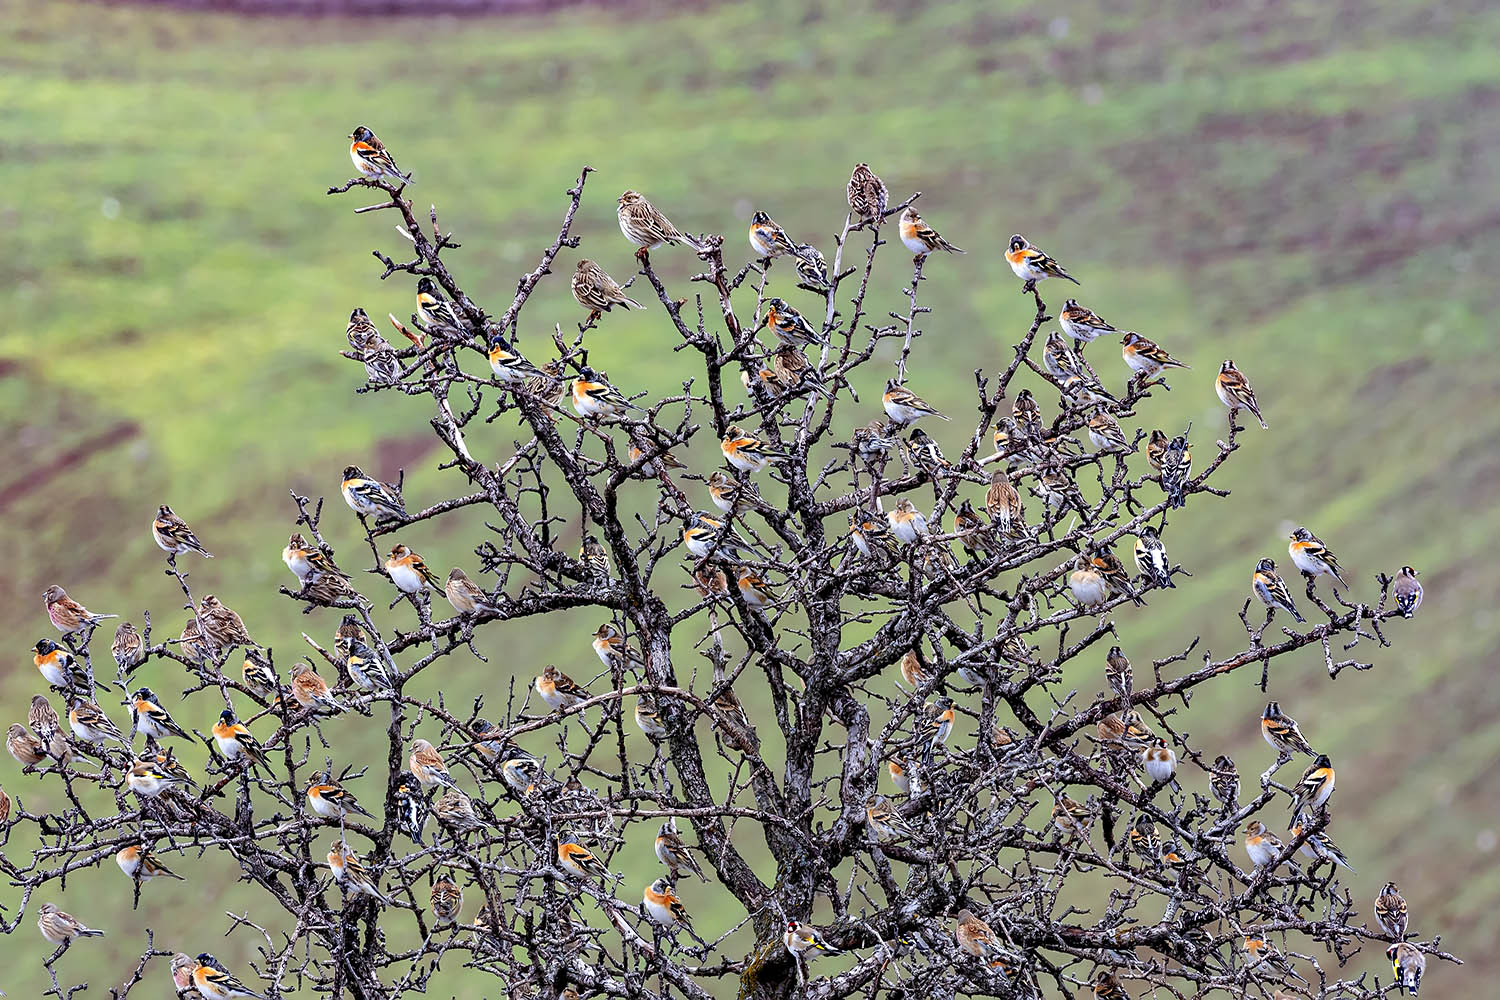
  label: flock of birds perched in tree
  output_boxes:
[0,126,1440,1000]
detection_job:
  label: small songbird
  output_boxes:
[1374,881,1409,940]
[953,907,1004,962]
[1243,935,1307,984]
[655,818,706,881]
[1161,432,1192,509]
[415,276,461,330]
[1127,817,1161,863]
[1393,566,1423,618]
[116,843,185,883]
[384,544,440,596]
[1011,388,1044,441]
[125,759,191,798]
[394,772,430,845]
[306,774,375,821]
[578,533,612,581]
[617,190,698,257]
[152,505,212,560]
[887,755,913,795]
[34,639,86,691]
[344,637,394,691]
[634,696,668,739]
[1253,558,1307,623]
[1288,527,1349,589]
[952,499,991,561]
[347,125,412,186]
[899,206,964,257]
[887,498,928,545]
[1087,411,1130,452]
[592,622,641,670]
[748,210,798,259]
[852,419,897,465]
[36,902,105,945]
[846,163,888,224]
[1388,942,1425,997]
[327,840,390,906]
[1146,429,1169,473]
[1092,547,1143,606]
[1005,233,1079,288]
[572,366,638,421]
[197,594,253,653]
[1210,754,1240,809]
[68,699,127,746]
[557,838,617,880]
[430,876,463,923]
[341,466,408,523]
[212,709,269,772]
[1287,754,1335,822]
[628,435,690,476]
[282,532,348,584]
[535,664,590,712]
[1216,359,1267,429]
[736,566,777,610]
[908,428,950,477]
[445,567,499,617]
[1052,793,1091,841]
[289,661,343,714]
[720,424,786,474]
[7,724,46,769]
[985,469,1025,537]
[1105,645,1132,702]
[883,378,948,425]
[500,751,542,798]
[706,471,749,514]
[170,952,199,996]
[920,696,956,752]
[111,621,144,675]
[865,794,917,841]
[43,584,116,636]
[572,259,643,317]
[1133,526,1174,589]
[1140,738,1178,785]
[1068,554,1110,607]
[1091,968,1129,1000]
[346,307,400,386]
[683,512,757,562]
[1120,331,1189,380]
[848,509,890,560]
[643,877,692,929]
[784,919,843,958]
[410,738,459,790]
[434,787,486,837]
[485,331,543,387]
[129,686,190,740]
[1290,815,1356,870]
[795,242,830,291]
[1059,299,1117,347]
[179,616,212,666]
[1262,702,1317,758]
[241,649,279,699]
[763,296,826,348]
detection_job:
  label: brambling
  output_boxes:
[1058,298,1117,347]
[500,751,542,797]
[434,787,486,836]
[1068,554,1111,607]
[1120,331,1189,381]
[283,532,348,584]
[706,471,747,513]
[1052,793,1091,840]
[1253,558,1307,623]
[762,296,826,348]
[953,907,1004,962]
[32,640,83,691]
[344,637,394,691]
[212,709,268,772]
[152,504,212,560]
[1011,388,1044,440]
[1290,815,1355,871]
[1087,412,1130,452]
[683,512,757,561]
[712,683,757,748]
[736,566,777,609]
[43,584,116,636]
[430,875,463,923]
[1044,332,1079,380]
[794,242,831,291]
[1127,817,1160,863]
[394,771,429,844]
[883,378,948,425]
[899,649,932,689]
[848,509,890,559]
[628,435,689,476]
[36,902,104,945]
[908,427,950,477]
[68,699,127,746]
[784,919,843,958]
[1145,428,1168,473]
[720,424,786,473]
[886,498,928,545]
[486,331,543,386]
[1006,233,1079,288]
[129,687,190,740]
[1393,566,1422,618]
[197,594,252,653]
[557,837,617,880]
[1287,754,1335,821]
[852,419,897,465]
[446,567,499,617]
[1105,645,1132,701]
[572,258,643,318]
[1090,969,1129,1000]
[111,621,143,674]
[383,544,439,595]
[1210,754,1240,809]
[655,818,706,881]
[1133,526,1174,590]
[572,366,638,421]
[887,755,913,794]
[984,469,1025,537]
[592,622,642,670]
[289,661,342,713]
[7,724,46,769]
[748,210,798,259]
[116,843,184,883]
[1261,702,1317,758]
[846,162,888,224]
[346,307,400,386]
[634,696,668,739]
[694,564,729,598]
[415,276,461,330]
[241,649,278,699]
[410,738,458,790]
[328,840,390,906]
[866,794,917,842]
[643,877,692,930]
[1388,942,1425,996]
[899,206,964,258]
[1216,359,1267,429]
[1161,432,1192,509]
[125,759,191,798]
[341,465,408,523]
[921,695,956,752]
[1243,934,1306,983]
[347,125,411,186]
[1288,527,1348,589]
[1092,547,1143,606]
[170,952,198,996]
[953,499,991,560]
[1140,737,1178,786]
[618,190,699,257]
[1375,881,1409,940]
[306,774,374,821]
[536,664,589,712]
[579,533,611,579]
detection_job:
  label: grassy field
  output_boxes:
[2,0,1498,995]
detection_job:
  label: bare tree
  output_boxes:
[0,149,1458,1000]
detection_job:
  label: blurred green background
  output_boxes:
[2,0,1496,996]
